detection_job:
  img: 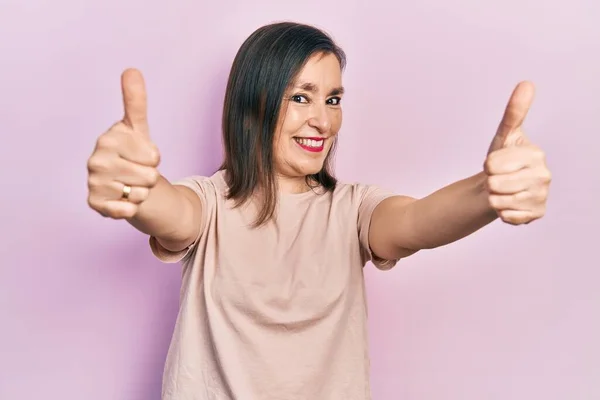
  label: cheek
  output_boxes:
[273,132,287,159]
[330,109,343,132]
[280,107,306,135]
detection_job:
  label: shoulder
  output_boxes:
[333,181,399,269]
[172,170,228,199]
[332,181,395,206]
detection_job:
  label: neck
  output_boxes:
[276,174,314,194]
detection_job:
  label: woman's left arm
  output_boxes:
[368,81,552,261]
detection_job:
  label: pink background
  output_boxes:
[1,0,599,399]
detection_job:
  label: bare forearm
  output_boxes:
[372,171,497,258]
[401,171,497,250]
[127,175,199,250]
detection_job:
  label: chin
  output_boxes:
[295,160,326,176]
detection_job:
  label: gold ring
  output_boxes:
[121,184,132,200]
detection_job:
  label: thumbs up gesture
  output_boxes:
[87,69,161,219]
[484,82,552,225]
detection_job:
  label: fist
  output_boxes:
[484,81,552,225]
[87,69,161,219]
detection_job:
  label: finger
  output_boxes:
[88,174,153,201]
[110,184,150,204]
[484,145,544,175]
[95,131,160,167]
[88,153,159,189]
[88,175,152,202]
[486,168,540,194]
[489,192,534,210]
[494,81,535,143]
[113,158,160,187]
[121,68,149,133]
[498,209,538,225]
[88,197,139,219]
[88,183,150,205]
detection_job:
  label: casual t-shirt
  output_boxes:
[149,170,398,400]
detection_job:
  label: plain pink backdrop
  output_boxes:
[1,0,598,399]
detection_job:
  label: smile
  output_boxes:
[294,137,325,153]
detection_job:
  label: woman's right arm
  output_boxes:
[87,68,202,253]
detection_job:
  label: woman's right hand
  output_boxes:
[87,69,161,219]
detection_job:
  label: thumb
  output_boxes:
[121,68,149,134]
[494,81,535,144]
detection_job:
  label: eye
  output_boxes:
[327,96,342,106]
[291,94,309,103]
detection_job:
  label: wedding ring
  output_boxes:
[121,184,132,201]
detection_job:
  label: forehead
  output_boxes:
[293,53,342,88]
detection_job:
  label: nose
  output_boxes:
[307,103,331,134]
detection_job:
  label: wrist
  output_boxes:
[475,171,498,220]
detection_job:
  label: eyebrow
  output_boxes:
[295,82,345,96]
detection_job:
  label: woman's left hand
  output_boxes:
[484,81,552,225]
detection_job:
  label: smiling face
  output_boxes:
[272,52,344,192]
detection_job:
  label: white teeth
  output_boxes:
[295,138,323,148]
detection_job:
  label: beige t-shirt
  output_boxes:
[150,170,398,400]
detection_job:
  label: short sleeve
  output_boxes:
[357,185,399,270]
[149,176,215,264]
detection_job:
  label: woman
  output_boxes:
[87,22,551,400]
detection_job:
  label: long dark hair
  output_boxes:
[219,22,347,227]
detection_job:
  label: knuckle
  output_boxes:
[88,197,108,217]
[488,195,501,209]
[515,191,531,202]
[500,211,520,225]
[140,186,151,200]
[486,176,499,192]
[147,168,160,186]
[148,145,161,166]
[86,155,102,171]
[533,187,548,202]
[123,205,138,219]
[483,157,494,174]
[87,154,113,172]
[107,203,136,219]
[135,187,151,204]
[540,169,552,184]
[87,175,103,190]
[87,195,97,210]
[533,148,546,162]
[96,133,119,149]
[117,208,136,219]
[535,188,548,207]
